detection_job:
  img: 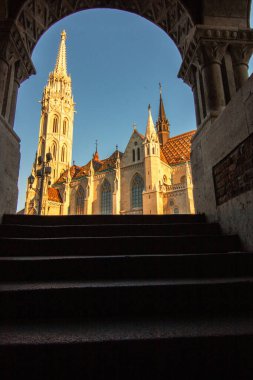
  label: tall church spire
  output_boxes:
[156,83,170,146]
[54,30,67,76]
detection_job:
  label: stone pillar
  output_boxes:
[0,58,9,115]
[0,25,35,216]
[230,44,253,91]
[197,42,227,115]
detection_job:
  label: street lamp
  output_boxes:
[28,152,52,215]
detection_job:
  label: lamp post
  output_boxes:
[28,152,52,215]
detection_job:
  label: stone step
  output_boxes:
[1,277,253,320]
[0,222,221,238]
[0,234,240,256]
[2,213,206,226]
[1,316,252,379]
[0,252,252,282]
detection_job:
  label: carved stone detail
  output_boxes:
[178,26,253,86]
[229,44,253,66]
[195,41,228,69]
[15,0,194,61]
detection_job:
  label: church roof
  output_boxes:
[55,165,81,184]
[48,187,63,203]
[94,150,123,173]
[161,130,195,165]
[54,150,123,185]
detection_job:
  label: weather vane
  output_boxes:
[132,122,137,131]
[159,82,162,95]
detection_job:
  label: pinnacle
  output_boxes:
[54,30,68,76]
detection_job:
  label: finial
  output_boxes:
[73,160,75,166]
[132,122,137,131]
[61,30,67,40]
[116,144,118,151]
[95,139,98,152]
[148,104,151,111]
[159,82,162,95]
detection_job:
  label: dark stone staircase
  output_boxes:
[0,214,252,379]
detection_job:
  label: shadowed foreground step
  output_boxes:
[0,213,252,379]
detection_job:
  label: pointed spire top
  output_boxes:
[93,140,100,162]
[145,104,156,140]
[158,83,167,122]
[54,30,67,76]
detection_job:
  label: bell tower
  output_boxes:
[38,30,75,183]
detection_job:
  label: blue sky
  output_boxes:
[15,9,253,211]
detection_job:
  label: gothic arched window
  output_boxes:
[53,116,58,133]
[51,142,57,161]
[76,186,85,215]
[131,174,144,209]
[61,145,66,162]
[132,149,135,162]
[101,180,112,215]
[63,119,68,135]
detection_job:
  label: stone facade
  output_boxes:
[25,32,195,216]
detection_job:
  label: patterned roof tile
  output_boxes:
[48,187,63,203]
[161,130,195,165]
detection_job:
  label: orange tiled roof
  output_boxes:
[55,165,81,184]
[94,150,123,173]
[160,149,168,164]
[161,130,195,165]
[48,187,63,203]
[54,150,123,185]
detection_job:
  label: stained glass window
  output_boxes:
[101,180,112,214]
[132,174,144,209]
[76,186,85,215]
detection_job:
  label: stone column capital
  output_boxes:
[178,25,253,86]
[229,43,253,66]
[195,41,228,69]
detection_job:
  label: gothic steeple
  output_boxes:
[54,30,67,76]
[156,83,170,146]
[38,30,75,183]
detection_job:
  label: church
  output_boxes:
[25,31,195,216]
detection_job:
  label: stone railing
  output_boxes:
[160,183,187,192]
[120,208,143,215]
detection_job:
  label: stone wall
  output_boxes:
[191,74,253,251]
[0,116,20,217]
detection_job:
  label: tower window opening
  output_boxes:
[137,147,140,161]
[61,145,66,162]
[52,143,57,161]
[132,149,136,162]
[152,147,155,154]
[63,119,68,135]
[53,116,58,133]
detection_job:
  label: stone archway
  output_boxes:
[0,0,253,248]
